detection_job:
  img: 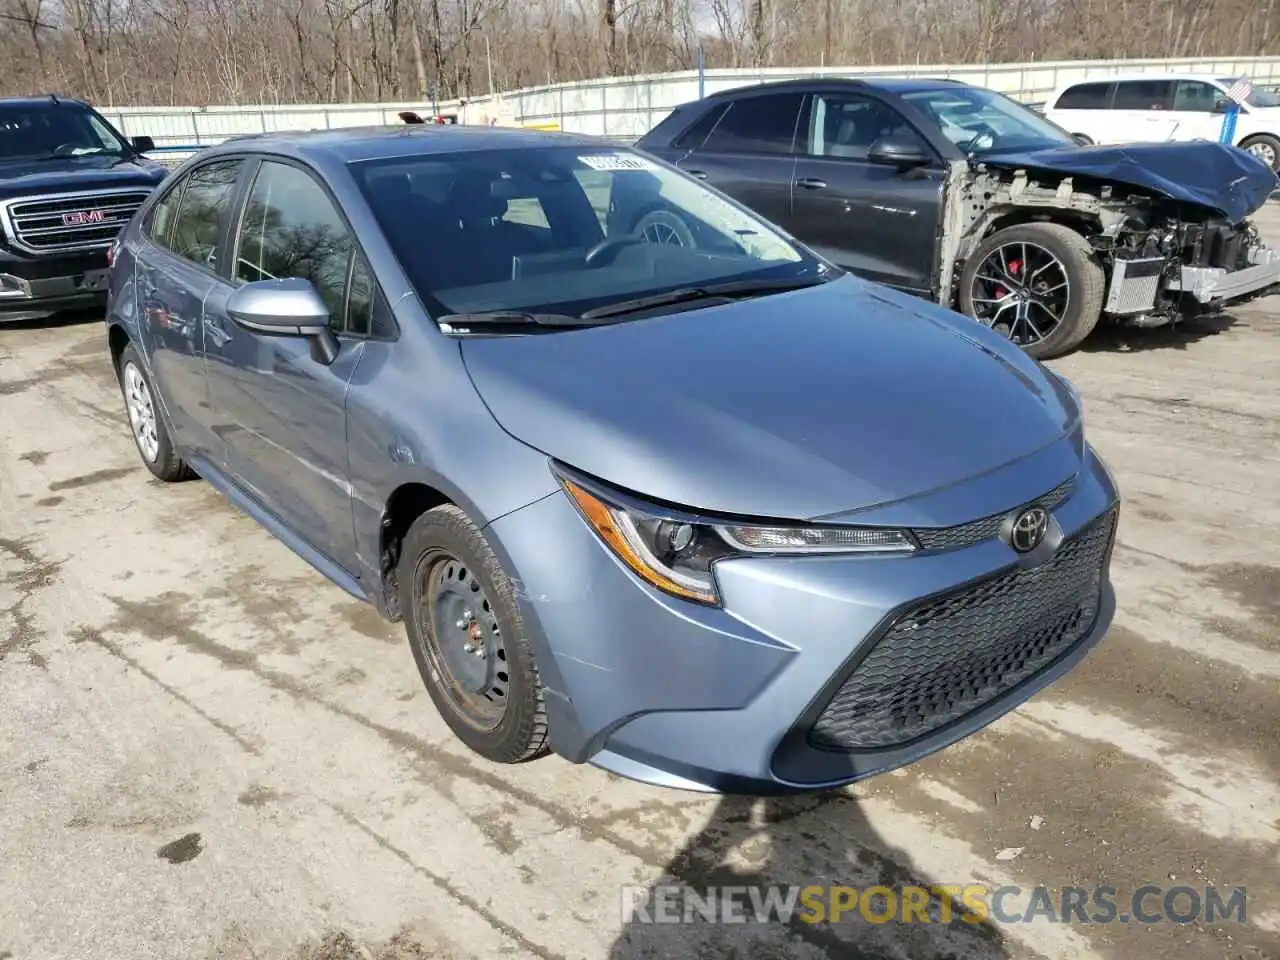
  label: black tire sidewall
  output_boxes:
[117,343,188,482]
[1240,134,1280,173]
[399,505,546,763]
[959,223,1102,360]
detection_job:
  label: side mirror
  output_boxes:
[1212,99,1234,114]
[867,137,930,169]
[130,135,156,153]
[1070,133,1093,146]
[226,278,340,365]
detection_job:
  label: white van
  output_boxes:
[1043,73,1280,172]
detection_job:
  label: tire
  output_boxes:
[959,222,1105,360]
[1071,133,1094,146]
[116,343,194,482]
[1239,133,1280,173]
[632,206,696,248]
[399,504,549,764]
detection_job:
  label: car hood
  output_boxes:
[458,277,1080,521]
[0,154,167,196]
[980,140,1278,223]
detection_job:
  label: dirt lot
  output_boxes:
[3,207,1279,960]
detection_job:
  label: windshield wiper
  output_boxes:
[437,311,595,333]
[580,276,830,321]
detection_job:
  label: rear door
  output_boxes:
[202,157,375,571]
[789,92,943,292]
[672,91,805,228]
[133,157,245,462]
[1045,81,1116,143]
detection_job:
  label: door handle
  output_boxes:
[685,169,709,179]
[205,314,231,346]
[796,177,828,190]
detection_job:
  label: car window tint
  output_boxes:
[147,180,186,251]
[345,251,374,337]
[673,103,728,150]
[235,160,355,324]
[805,94,923,159]
[1172,80,1221,112]
[169,160,241,270]
[1113,80,1173,110]
[1055,82,1114,110]
[700,94,804,155]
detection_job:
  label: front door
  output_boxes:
[789,92,944,293]
[202,158,367,571]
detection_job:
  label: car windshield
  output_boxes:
[349,145,831,322]
[1216,78,1280,108]
[0,105,130,162]
[901,86,1076,155]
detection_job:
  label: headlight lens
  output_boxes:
[559,475,917,606]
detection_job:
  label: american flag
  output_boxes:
[1224,76,1253,105]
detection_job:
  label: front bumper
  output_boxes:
[0,249,110,322]
[487,439,1120,795]
[1168,242,1280,304]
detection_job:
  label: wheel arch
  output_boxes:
[107,322,131,376]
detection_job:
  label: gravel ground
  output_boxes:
[2,205,1279,960]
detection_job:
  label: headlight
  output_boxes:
[557,472,916,606]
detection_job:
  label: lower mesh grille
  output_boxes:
[810,508,1116,752]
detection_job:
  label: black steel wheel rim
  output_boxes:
[970,241,1070,346]
[414,550,509,731]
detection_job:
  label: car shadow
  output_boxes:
[1079,311,1240,353]
[0,308,104,334]
[608,792,1012,960]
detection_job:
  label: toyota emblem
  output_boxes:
[1009,506,1049,554]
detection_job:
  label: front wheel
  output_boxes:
[958,222,1105,360]
[399,505,549,764]
[1240,134,1280,173]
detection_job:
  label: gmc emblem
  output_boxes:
[62,209,107,226]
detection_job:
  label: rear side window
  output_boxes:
[146,181,185,251]
[1055,82,1114,110]
[701,93,805,155]
[674,103,729,150]
[1112,80,1173,110]
[168,160,242,270]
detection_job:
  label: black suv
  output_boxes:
[1,95,167,323]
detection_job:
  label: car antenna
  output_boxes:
[49,93,60,105]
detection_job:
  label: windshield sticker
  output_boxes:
[577,153,657,171]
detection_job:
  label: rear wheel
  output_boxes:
[116,343,193,482]
[1240,134,1280,173]
[959,222,1105,360]
[399,505,549,763]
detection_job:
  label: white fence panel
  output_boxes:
[98,55,1280,160]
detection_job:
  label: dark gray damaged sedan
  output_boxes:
[104,125,1119,793]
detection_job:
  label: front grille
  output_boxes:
[1,189,151,255]
[810,507,1116,752]
[912,477,1074,553]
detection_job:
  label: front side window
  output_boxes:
[351,146,823,322]
[169,159,242,270]
[1112,80,1173,110]
[901,87,1075,155]
[147,180,186,251]
[802,94,927,160]
[1055,83,1114,110]
[1172,80,1221,112]
[0,105,131,161]
[700,94,805,155]
[235,160,355,323]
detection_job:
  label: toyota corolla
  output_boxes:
[104,126,1119,793]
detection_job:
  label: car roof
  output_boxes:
[201,124,619,165]
[0,94,91,109]
[700,76,970,100]
[1056,72,1231,88]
